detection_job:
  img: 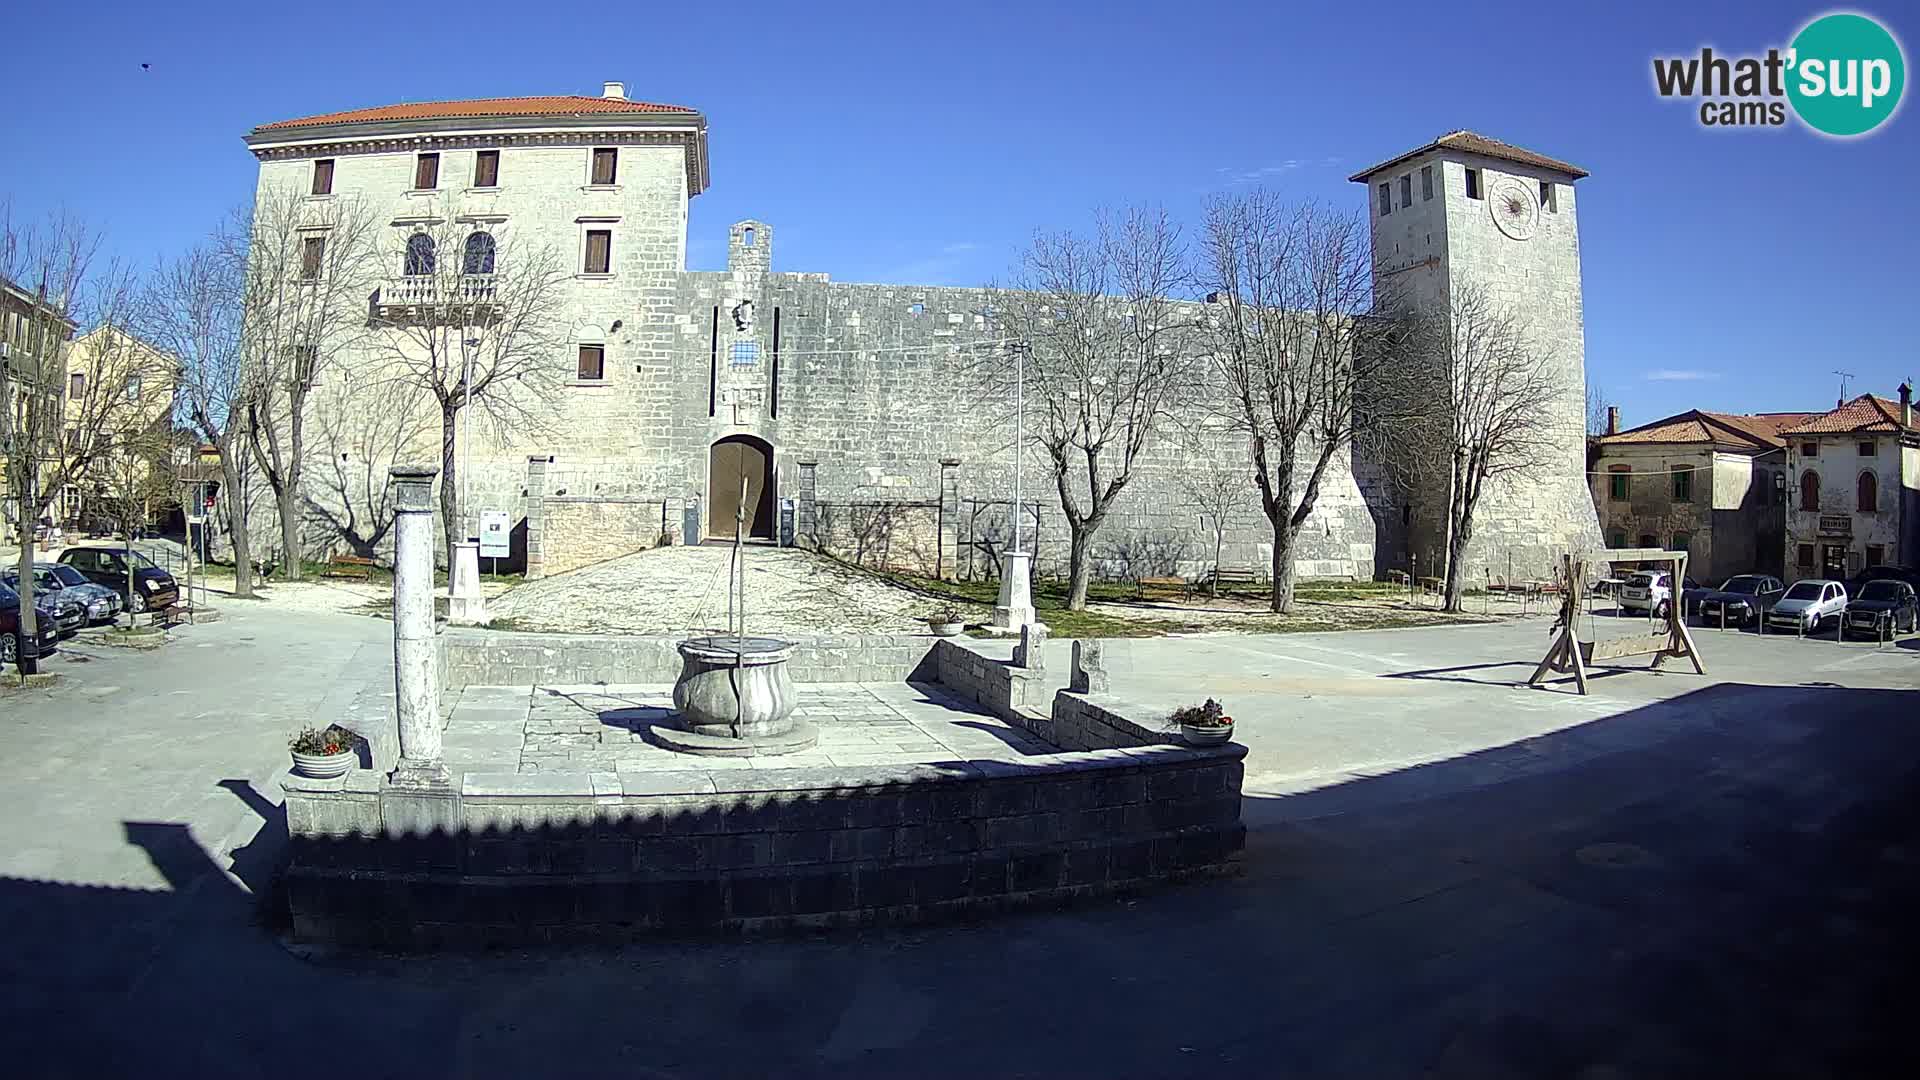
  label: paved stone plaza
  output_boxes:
[443,681,1058,774]
[6,603,1920,1074]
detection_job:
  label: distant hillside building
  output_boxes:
[240,87,1601,582]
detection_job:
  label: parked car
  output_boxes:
[56,546,178,613]
[2,564,122,625]
[1617,571,1701,619]
[1765,579,1848,633]
[0,584,63,664]
[1843,579,1919,638]
[1694,574,1786,626]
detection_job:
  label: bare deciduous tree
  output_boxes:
[3,210,167,666]
[307,380,433,560]
[1182,434,1253,598]
[1402,283,1570,612]
[1199,193,1402,613]
[984,207,1199,611]
[1586,379,1614,436]
[362,218,570,570]
[143,241,258,596]
[231,187,383,580]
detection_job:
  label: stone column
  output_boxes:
[389,465,448,788]
[524,455,549,581]
[989,551,1039,634]
[448,541,487,626]
[938,458,961,581]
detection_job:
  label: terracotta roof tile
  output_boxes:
[1598,409,1822,450]
[1781,394,1912,434]
[1349,130,1588,183]
[256,95,697,132]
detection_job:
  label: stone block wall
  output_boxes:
[438,628,940,689]
[541,497,671,575]
[281,740,1246,946]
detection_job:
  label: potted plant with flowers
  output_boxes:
[289,724,362,779]
[1169,698,1234,746]
[926,606,967,637]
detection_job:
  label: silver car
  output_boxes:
[3,563,123,625]
[1765,579,1848,633]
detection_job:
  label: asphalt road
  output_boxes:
[2,606,1917,1077]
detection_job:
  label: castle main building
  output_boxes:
[242,84,1598,582]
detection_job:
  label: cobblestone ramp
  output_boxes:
[489,545,963,635]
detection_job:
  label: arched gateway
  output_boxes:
[708,435,775,541]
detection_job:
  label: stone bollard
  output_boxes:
[989,551,1038,633]
[448,540,489,626]
[1014,623,1049,671]
[1069,639,1109,694]
[388,465,448,789]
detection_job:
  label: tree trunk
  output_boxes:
[220,453,254,598]
[1064,524,1094,611]
[275,481,303,583]
[1443,522,1471,613]
[440,404,460,574]
[12,521,35,675]
[1212,529,1223,599]
[1269,518,1299,614]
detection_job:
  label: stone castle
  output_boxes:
[241,83,1599,583]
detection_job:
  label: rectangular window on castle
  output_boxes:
[583,230,611,274]
[1399,174,1411,208]
[591,148,618,186]
[731,341,760,368]
[1421,165,1433,201]
[1539,180,1557,212]
[413,152,439,191]
[311,159,334,196]
[1377,183,1391,216]
[577,345,605,381]
[300,236,326,280]
[473,150,500,188]
[69,372,85,398]
[1465,168,1482,199]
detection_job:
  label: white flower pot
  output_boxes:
[291,748,356,779]
[928,621,965,637]
[1180,723,1234,746]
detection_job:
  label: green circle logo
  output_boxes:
[1787,12,1906,136]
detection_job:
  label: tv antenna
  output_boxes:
[1833,369,1855,403]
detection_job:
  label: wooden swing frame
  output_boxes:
[1527,548,1706,695]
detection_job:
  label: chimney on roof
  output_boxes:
[1901,381,1912,428]
[602,81,626,100]
[1606,406,1619,435]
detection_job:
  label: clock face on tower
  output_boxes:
[1488,176,1539,241]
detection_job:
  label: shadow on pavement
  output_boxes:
[0,682,1915,1077]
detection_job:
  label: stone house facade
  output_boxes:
[1588,409,1808,582]
[1780,389,1920,582]
[240,90,1601,585]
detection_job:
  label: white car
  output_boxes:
[1765,579,1848,633]
[1617,571,1697,619]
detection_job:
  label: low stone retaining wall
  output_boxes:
[439,629,940,689]
[283,740,1246,946]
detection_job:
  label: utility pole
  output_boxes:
[1011,339,1027,554]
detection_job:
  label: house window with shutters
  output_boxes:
[413,152,440,191]
[590,148,618,186]
[300,236,326,280]
[69,372,85,398]
[1671,464,1693,502]
[473,150,500,188]
[1857,470,1878,512]
[577,344,605,382]
[1797,544,1815,570]
[311,159,334,196]
[1607,465,1630,501]
[1800,470,1820,511]
[1421,165,1433,200]
[583,230,612,274]
[1399,174,1412,207]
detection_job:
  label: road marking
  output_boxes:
[1202,638,1377,676]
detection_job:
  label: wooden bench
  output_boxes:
[1138,576,1189,601]
[1207,567,1258,591]
[321,553,377,580]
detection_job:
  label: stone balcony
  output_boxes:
[374,274,498,317]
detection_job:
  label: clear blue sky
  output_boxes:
[3,0,1911,426]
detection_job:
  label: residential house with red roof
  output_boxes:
[1781,387,1920,582]
[1589,406,1814,581]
